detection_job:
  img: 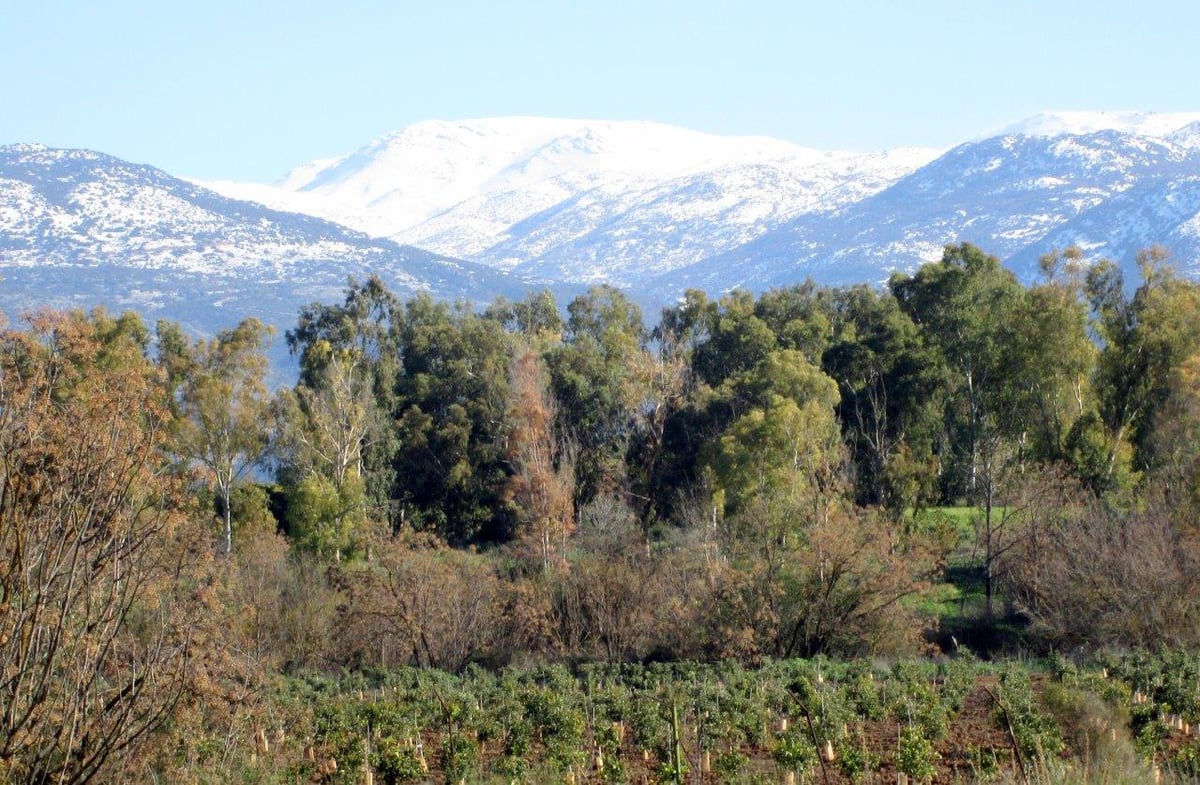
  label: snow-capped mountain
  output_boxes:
[204,118,942,284]
[661,126,1200,291]
[0,143,521,352]
[7,111,1200,353]
[205,113,1200,293]
[991,110,1200,139]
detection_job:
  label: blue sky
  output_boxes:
[3,0,1198,182]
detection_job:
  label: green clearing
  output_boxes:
[906,506,1028,654]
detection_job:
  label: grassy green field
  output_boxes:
[907,506,1028,654]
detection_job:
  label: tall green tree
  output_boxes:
[638,290,723,525]
[168,318,274,555]
[702,349,934,658]
[547,286,650,506]
[392,295,516,544]
[1146,352,1200,519]
[288,275,401,388]
[753,279,834,363]
[891,244,1031,617]
[276,353,380,558]
[822,285,942,516]
[286,276,403,523]
[484,289,564,340]
[1005,252,1095,464]
[890,243,1026,504]
[1087,248,1200,482]
[640,290,784,525]
[691,289,777,392]
[703,350,842,519]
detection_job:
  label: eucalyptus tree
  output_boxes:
[822,285,942,516]
[392,295,517,544]
[890,242,1027,506]
[286,276,404,524]
[547,286,651,507]
[167,317,274,555]
[275,352,380,559]
[1008,253,1096,464]
[701,348,933,657]
[1087,248,1200,483]
[890,244,1032,618]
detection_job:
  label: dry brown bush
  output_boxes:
[1004,472,1200,650]
[0,311,198,783]
[710,498,938,660]
[335,531,501,671]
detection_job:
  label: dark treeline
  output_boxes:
[4,241,1200,781]
[167,239,1200,663]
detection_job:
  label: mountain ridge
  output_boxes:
[5,112,1200,354]
[201,113,1200,290]
[0,142,527,375]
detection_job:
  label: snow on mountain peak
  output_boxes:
[11,113,1200,341]
[3,143,49,154]
[1168,120,1200,150]
[216,117,936,244]
[194,113,1200,297]
[195,118,947,280]
[276,117,831,228]
[994,110,1200,139]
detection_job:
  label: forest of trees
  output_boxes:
[5,242,1200,781]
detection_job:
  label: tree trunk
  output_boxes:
[222,483,233,556]
[983,484,995,620]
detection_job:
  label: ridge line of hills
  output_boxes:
[3,111,1200,357]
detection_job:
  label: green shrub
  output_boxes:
[713,749,749,780]
[374,737,426,785]
[896,724,938,781]
[772,730,814,774]
[838,734,880,782]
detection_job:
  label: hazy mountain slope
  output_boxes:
[204,118,942,284]
[0,143,523,350]
[206,113,1200,295]
[656,128,1200,291]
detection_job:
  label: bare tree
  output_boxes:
[335,532,501,671]
[1003,476,1200,649]
[0,311,193,784]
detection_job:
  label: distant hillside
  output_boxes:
[0,143,525,357]
[206,112,1200,291]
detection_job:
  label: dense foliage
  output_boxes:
[5,241,1200,781]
